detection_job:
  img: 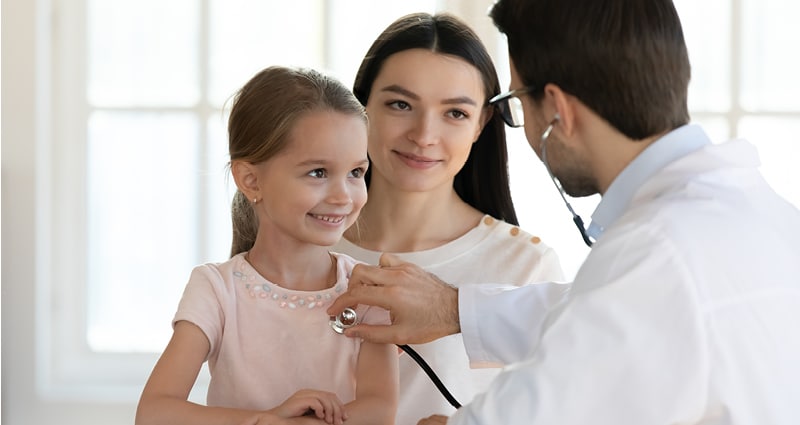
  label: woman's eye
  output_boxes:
[388,100,411,111]
[308,169,326,178]
[349,167,366,178]
[448,109,468,120]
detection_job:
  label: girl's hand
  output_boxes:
[239,412,331,425]
[417,415,449,424]
[273,389,348,425]
[239,412,281,425]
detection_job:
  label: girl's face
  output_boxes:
[364,48,488,193]
[255,110,369,247]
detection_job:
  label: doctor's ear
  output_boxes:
[543,84,575,137]
[231,160,261,201]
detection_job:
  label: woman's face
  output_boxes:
[364,48,488,193]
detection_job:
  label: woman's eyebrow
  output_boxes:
[379,84,419,100]
[441,96,478,106]
[380,84,478,106]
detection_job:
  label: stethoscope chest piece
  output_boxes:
[330,307,358,334]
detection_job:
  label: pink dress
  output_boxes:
[173,252,390,409]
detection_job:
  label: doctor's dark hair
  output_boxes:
[353,12,519,226]
[227,66,367,257]
[490,0,691,140]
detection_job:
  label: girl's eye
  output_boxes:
[388,100,411,111]
[308,169,326,178]
[349,167,367,179]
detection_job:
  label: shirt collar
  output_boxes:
[586,124,711,240]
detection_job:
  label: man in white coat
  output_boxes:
[328,0,800,424]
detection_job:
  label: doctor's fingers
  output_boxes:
[327,264,405,316]
[352,257,448,294]
[327,282,396,317]
[342,322,401,345]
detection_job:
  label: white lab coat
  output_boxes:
[452,130,800,424]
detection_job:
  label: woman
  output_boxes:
[332,13,565,425]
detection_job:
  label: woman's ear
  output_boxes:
[474,105,494,143]
[231,160,260,202]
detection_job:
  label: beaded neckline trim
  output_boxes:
[233,254,345,309]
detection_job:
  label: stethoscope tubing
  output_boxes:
[397,344,462,409]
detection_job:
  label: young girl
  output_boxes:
[332,13,565,425]
[136,66,398,425]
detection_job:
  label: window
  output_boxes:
[39,0,800,404]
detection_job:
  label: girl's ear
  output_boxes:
[231,160,260,202]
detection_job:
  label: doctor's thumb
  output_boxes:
[344,323,395,344]
[378,252,405,268]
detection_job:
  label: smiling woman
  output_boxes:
[362,49,488,193]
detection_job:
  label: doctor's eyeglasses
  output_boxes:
[489,86,534,128]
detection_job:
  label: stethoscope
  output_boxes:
[331,308,463,409]
[540,114,594,248]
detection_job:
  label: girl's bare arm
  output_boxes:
[341,340,400,424]
[135,320,260,425]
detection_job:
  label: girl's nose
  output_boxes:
[326,178,352,205]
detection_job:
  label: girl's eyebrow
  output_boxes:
[296,158,369,167]
[296,159,328,167]
[380,84,478,106]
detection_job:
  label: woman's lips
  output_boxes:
[394,151,441,169]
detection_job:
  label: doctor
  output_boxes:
[328,0,800,423]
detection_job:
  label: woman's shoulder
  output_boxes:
[459,215,565,282]
[477,215,552,252]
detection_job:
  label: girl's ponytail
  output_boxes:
[230,189,258,257]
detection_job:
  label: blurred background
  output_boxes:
[3,0,799,423]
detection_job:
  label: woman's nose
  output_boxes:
[407,113,439,147]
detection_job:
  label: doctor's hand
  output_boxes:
[327,253,460,345]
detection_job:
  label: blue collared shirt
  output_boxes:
[585,124,712,241]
